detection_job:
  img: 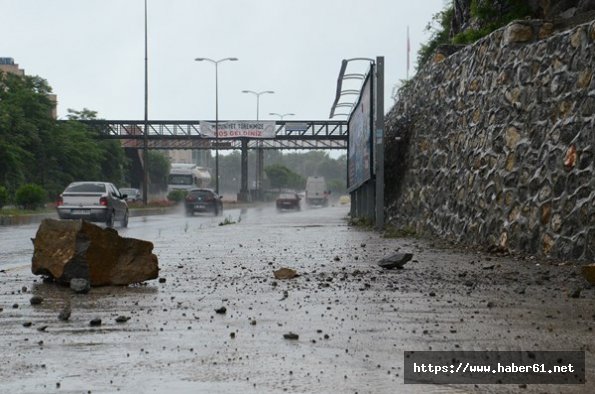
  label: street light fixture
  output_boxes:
[194,57,238,195]
[269,112,295,120]
[241,90,275,120]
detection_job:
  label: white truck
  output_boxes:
[305,176,329,206]
[167,163,211,193]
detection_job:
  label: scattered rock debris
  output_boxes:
[70,278,90,294]
[283,332,299,340]
[377,253,413,269]
[58,305,71,321]
[274,268,299,280]
[215,307,227,314]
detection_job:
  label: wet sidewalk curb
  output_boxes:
[0,207,177,226]
[0,202,257,226]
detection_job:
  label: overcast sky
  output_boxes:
[2,0,446,121]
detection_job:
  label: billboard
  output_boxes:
[200,121,276,138]
[347,73,372,192]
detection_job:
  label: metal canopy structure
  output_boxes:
[329,56,384,229]
[81,120,347,150]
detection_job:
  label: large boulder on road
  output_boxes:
[31,219,158,286]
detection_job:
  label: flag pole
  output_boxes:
[406,25,410,80]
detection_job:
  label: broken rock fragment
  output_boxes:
[31,219,158,286]
[377,253,413,270]
[70,278,90,294]
[283,332,299,340]
[274,268,299,280]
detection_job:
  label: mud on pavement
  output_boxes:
[0,205,593,393]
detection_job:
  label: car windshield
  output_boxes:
[169,174,193,185]
[65,183,106,193]
[278,193,296,199]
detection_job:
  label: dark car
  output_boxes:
[119,187,141,202]
[56,181,129,227]
[276,192,301,211]
[184,188,222,216]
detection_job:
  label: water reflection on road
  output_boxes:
[3,203,589,394]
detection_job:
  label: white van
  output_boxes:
[305,176,329,206]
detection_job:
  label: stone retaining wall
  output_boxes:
[385,19,594,260]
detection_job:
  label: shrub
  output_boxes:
[0,186,8,209]
[167,189,187,203]
[15,183,47,210]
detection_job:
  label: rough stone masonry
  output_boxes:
[385,19,594,260]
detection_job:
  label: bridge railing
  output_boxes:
[80,120,348,138]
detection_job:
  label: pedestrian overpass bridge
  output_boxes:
[82,119,348,150]
[82,119,348,202]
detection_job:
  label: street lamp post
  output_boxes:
[142,0,149,206]
[194,57,238,195]
[242,90,275,120]
[242,90,274,199]
[269,112,295,120]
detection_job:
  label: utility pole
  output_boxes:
[142,0,149,205]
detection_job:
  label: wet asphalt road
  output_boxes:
[0,204,593,393]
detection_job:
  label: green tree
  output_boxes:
[327,178,346,194]
[264,151,346,192]
[42,120,104,198]
[0,70,129,200]
[148,151,171,193]
[0,72,54,193]
[66,108,98,120]
[218,151,242,192]
[265,164,305,190]
[417,1,534,69]
[64,108,128,188]
[417,5,454,69]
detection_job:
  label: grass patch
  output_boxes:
[348,216,374,228]
[383,224,417,238]
[0,207,54,216]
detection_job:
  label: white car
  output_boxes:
[56,181,129,227]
